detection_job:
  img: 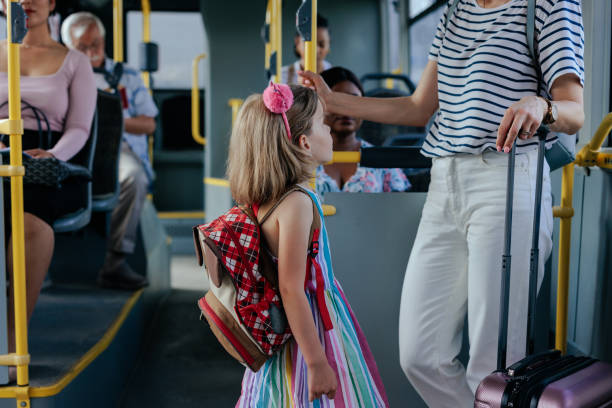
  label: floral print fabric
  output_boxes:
[316,140,411,195]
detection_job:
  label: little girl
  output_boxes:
[227,83,389,407]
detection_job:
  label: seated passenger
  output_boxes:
[0,0,97,377]
[281,13,331,85]
[62,12,158,290]
[315,67,410,194]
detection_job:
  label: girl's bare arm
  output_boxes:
[275,192,325,366]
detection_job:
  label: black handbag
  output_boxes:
[0,101,91,188]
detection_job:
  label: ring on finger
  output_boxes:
[521,130,531,136]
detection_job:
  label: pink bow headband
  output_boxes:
[262,82,294,140]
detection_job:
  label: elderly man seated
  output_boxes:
[61,12,158,290]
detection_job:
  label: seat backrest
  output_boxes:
[358,87,426,147]
[90,90,123,197]
[157,91,203,150]
[69,104,98,172]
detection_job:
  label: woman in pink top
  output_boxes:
[0,0,96,380]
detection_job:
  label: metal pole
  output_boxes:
[7,0,29,388]
[555,163,574,354]
[141,0,151,89]
[304,0,317,73]
[113,0,124,62]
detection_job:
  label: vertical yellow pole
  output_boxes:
[304,0,317,73]
[113,0,124,63]
[228,99,244,128]
[7,0,29,387]
[305,0,317,189]
[141,0,151,89]
[555,163,574,354]
[140,0,154,185]
[275,0,282,84]
[264,1,272,78]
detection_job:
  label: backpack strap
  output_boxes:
[258,185,303,225]
[444,0,461,31]
[526,0,536,62]
[525,0,543,96]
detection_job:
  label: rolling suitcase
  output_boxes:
[473,131,612,408]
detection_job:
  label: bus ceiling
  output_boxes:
[55,0,201,15]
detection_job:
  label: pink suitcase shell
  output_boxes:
[475,359,612,407]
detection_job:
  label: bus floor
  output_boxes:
[118,287,245,407]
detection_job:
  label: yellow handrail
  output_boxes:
[385,68,402,89]
[554,163,574,354]
[191,53,207,146]
[113,0,123,62]
[5,0,30,394]
[553,113,612,354]
[329,151,360,164]
[228,99,244,128]
[575,112,612,167]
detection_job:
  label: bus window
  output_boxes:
[127,11,208,151]
[409,5,444,85]
[127,11,208,89]
[409,0,439,18]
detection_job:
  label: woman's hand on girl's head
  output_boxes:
[496,95,547,153]
[24,149,54,159]
[307,358,338,402]
[299,70,332,103]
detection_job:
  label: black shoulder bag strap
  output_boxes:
[444,0,461,30]
[0,100,52,149]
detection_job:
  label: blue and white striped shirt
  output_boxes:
[424,0,584,158]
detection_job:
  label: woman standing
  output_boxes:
[302,0,584,405]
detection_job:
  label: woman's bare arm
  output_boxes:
[496,73,584,152]
[300,60,439,127]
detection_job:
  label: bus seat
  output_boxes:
[91,91,123,212]
[156,91,204,150]
[358,73,426,147]
[53,106,99,233]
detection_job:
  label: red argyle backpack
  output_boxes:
[193,185,330,371]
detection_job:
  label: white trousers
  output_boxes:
[398,149,553,407]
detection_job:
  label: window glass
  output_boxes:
[0,15,60,41]
[127,11,208,89]
[409,0,438,18]
[409,5,444,85]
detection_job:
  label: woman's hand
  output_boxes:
[307,358,338,402]
[299,70,332,105]
[496,95,547,153]
[24,149,55,159]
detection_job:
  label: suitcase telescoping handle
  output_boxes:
[497,127,549,371]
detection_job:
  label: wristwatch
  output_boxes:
[542,97,558,125]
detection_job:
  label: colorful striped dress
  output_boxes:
[236,189,389,408]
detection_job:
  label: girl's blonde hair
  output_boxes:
[227,85,319,205]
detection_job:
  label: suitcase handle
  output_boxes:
[497,127,549,370]
[506,349,561,377]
